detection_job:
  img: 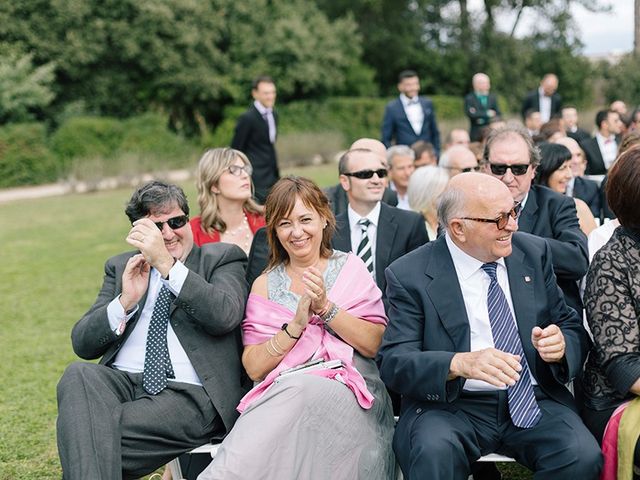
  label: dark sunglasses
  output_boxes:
[228,164,253,176]
[460,203,521,230]
[153,215,189,231]
[343,168,388,179]
[444,166,480,173]
[489,163,530,176]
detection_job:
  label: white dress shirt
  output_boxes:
[400,94,424,135]
[348,202,381,274]
[538,86,552,123]
[108,262,202,385]
[254,100,276,144]
[596,133,618,170]
[390,181,411,210]
[445,234,537,391]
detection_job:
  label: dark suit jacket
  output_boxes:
[71,243,249,436]
[580,136,617,176]
[231,105,279,202]
[378,233,589,429]
[332,202,429,307]
[324,183,398,217]
[567,127,591,144]
[521,90,562,120]
[381,97,441,154]
[572,176,602,219]
[463,92,501,142]
[518,185,588,314]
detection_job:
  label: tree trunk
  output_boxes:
[635,0,640,55]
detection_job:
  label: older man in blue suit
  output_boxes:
[378,173,601,480]
[381,70,441,155]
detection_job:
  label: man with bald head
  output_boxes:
[439,145,478,177]
[464,73,501,142]
[378,173,600,480]
[553,136,601,218]
[522,73,562,123]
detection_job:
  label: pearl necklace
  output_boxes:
[221,215,252,253]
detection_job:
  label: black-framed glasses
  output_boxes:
[153,215,189,231]
[460,203,521,230]
[228,164,253,176]
[343,168,388,179]
[489,163,530,176]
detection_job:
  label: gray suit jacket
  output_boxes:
[71,243,249,436]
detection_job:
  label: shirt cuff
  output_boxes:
[107,295,139,334]
[163,260,188,296]
[605,353,640,395]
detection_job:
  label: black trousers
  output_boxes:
[395,388,603,480]
[56,362,222,480]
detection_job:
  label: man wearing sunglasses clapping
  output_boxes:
[483,124,588,318]
[56,181,249,479]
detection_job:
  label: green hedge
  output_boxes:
[0,123,58,188]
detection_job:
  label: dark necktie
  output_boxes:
[481,262,541,428]
[356,218,373,274]
[143,285,176,395]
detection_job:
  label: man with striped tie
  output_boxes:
[378,172,601,480]
[332,147,428,311]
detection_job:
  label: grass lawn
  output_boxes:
[0,162,530,479]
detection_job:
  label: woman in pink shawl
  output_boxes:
[198,177,395,480]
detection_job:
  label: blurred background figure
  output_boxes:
[521,73,562,122]
[464,73,501,142]
[407,165,449,240]
[411,140,438,167]
[387,145,416,210]
[443,128,471,150]
[525,109,543,138]
[190,148,265,253]
[580,109,622,175]
[536,143,597,236]
[438,145,479,177]
[562,106,592,143]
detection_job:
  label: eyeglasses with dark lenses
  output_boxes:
[343,168,389,179]
[228,164,253,176]
[444,166,481,173]
[460,203,521,230]
[489,163,530,176]
[154,215,189,231]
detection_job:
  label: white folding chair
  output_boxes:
[167,443,220,480]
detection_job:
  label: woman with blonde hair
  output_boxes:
[190,147,265,252]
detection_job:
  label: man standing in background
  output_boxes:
[381,70,441,155]
[464,73,501,142]
[231,76,279,204]
[521,74,562,123]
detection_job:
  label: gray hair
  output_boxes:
[125,180,189,223]
[387,145,415,168]
[438,150,452,169]
[408,166,450,220]
[483,123,541,166]
[436,185,466,233]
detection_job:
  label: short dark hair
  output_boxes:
[606,146,640,232]
[595,109,617,129]
[398,70,418,82]
[252,75,274,90]
[264,177,336,270]
[125,181,189,223]
[411,140,435,159]
[535,143,572,186]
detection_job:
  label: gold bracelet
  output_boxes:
[265,339,281,357]
[269,337,285,356]
[272,333,287,352]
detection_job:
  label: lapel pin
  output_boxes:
[524,276,531,283]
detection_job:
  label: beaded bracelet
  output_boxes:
[320,302,339,324]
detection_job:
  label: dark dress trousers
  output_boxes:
[57,243,249,479]
[517,185,588,315]
[381,97,441,154]
[378,233,600,480]
[324,183,398,217]
[463,92,501,142]
[231,105,279,203]
[521,90,562,120]
[580,136,614,176]
[332,202,428,309]
[573,176,602,219]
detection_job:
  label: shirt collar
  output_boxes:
[445,233,507,281]
[254,100,271,115]
[348,201,381,229]
[400,94,419,106]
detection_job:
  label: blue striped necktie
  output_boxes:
[481,262,541,429]
[357,218,374,274]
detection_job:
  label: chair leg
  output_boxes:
[167,458,184,480]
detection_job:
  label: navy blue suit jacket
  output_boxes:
[517,185,588,315]
[381,97,440,154]
[378,232,589,428]
[573,176,602,219]
[333,202,428,309]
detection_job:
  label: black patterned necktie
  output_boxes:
[357,218,374,274]
[143,285,176,395]
[481,262,541,429]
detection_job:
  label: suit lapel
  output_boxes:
[332,213,352,253]
[425,238,470,351]
[505,244,538,375]
[518,189,538,233]
[376,204,397,287]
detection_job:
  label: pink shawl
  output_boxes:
[237,253,387,413]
